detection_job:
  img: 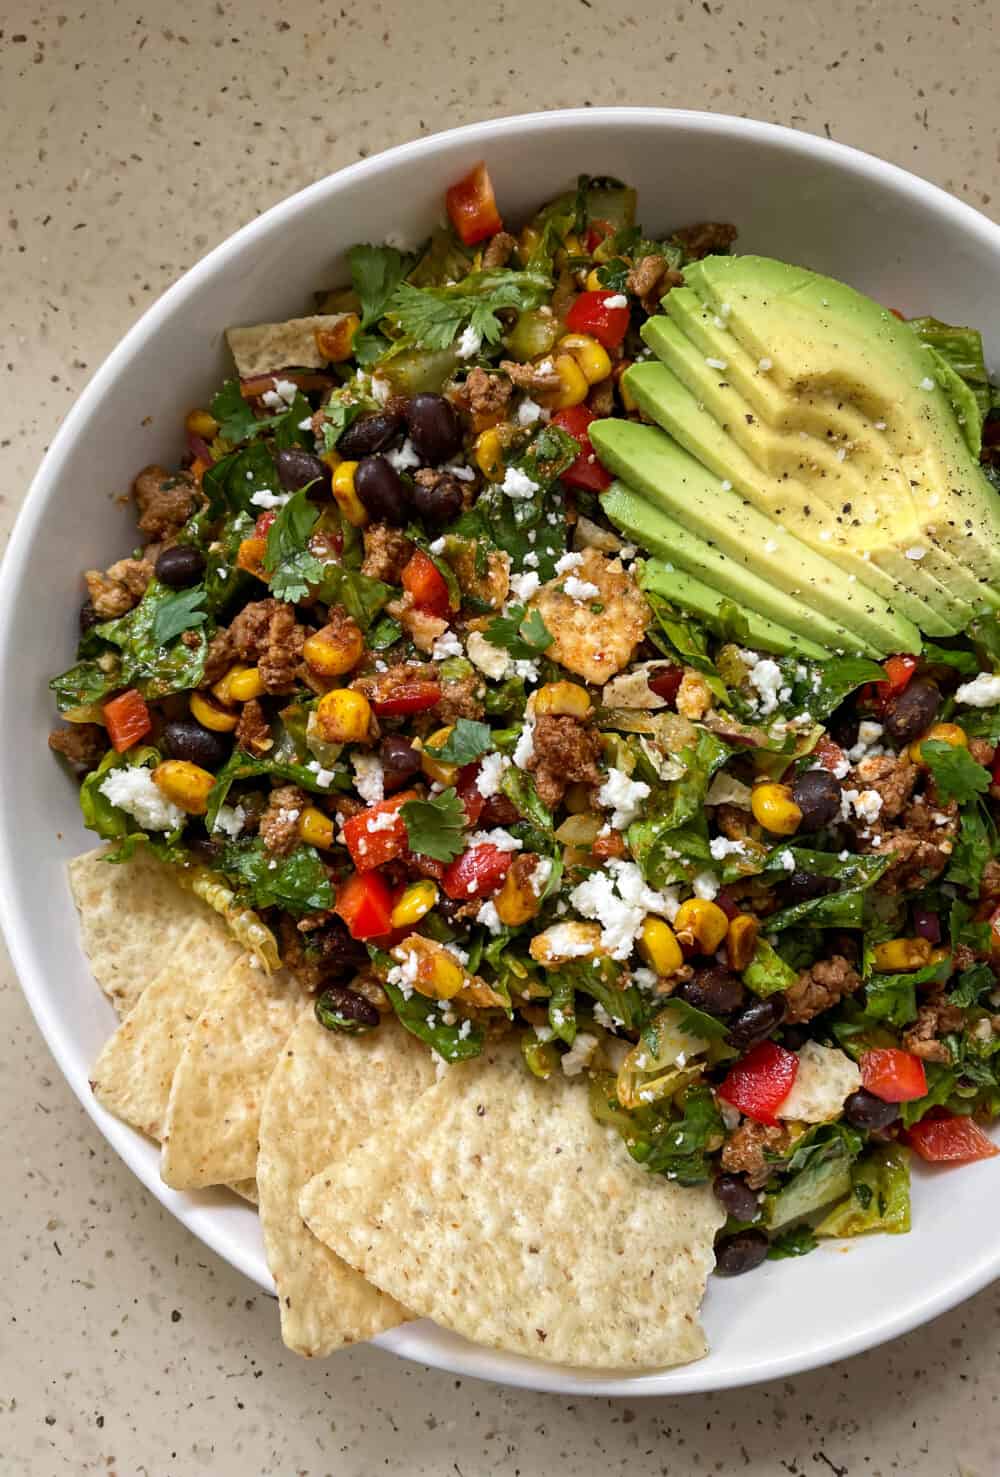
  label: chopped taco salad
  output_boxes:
[50,161,1000,1367]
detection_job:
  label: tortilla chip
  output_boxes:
[69,846,204,1016]
[225,315,349,377]
[300,1042,724,1370]
[258,1014,436,1356]
[91,936,246,1141]
[160,960,308,1190]
[231,1179,258,1204]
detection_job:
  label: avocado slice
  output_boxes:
[683,254,1000,596]
[590,420,920,657]
[638,555,830,659]
[623,359,969,636]
[602,480,852,653]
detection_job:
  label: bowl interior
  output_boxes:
[3,108,999,1395]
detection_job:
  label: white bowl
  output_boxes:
[3,107,999,1396]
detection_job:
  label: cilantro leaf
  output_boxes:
[400,787,467,862]
[483,604,554,660]
[220,838,333,914]
[921,739,991,804]
[424,718,495,766]
[349,244,413,329]
[151,587,208,647]
[947,801,994,891]
[210,379,261,444]
[947,962,995,1008]
[263,487,325,603]
[389,269,550,352]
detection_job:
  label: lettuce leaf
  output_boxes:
[220,838,332,914]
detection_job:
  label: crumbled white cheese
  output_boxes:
[500,466,540,500]
[466,630,511,681]
[386,946,420,999]
[692,870,720,900]
[920,376,936,391]
[905,546,926,561]
[530,857,553,896]
[955,672,1000,708]
[747,656,784,715]
[705,357,728,371]
[456,323,482,359]
[841,787,883,825]
[709,836,747,861]
[99,766,185,832]
[569,859,679,961]
[307,761,337,790]
[554,550,585,575]
[777,1041,862,1123]
[509,570,541,602]
[431,629,464,660]
[352,753,384,805]
[443,463,477,482]
[468,828,523,853]
[560,1031,600,1077]
[516,397,543,427]
[602,293,628,310]
[371,375,390,404]
[476,899,504,935]
[475,751,510,798]
[249,489,291,510]
[260,377,298,409]
[386,438,421,472]
[758,356,773,372]
[563,576,600,602]
[777,848,796,872]
[597,766,651,829]
[847,720,885,763]
[211,803,246,839]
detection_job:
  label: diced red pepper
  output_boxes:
[888,307,906,321]
[370,680,442,717]
[906,1113,999,1163]
[441,843,514,901]
[445,162,502,247]
[585,219,615,254]
[550,405,613,492]
[239,370,333,399]
[455,763,486,826]
[814,734,847,774]
[565,290,631,350]
[863,653,918,714]
[717,1041,799,1126]
[334,869,395,940]
[341,790,419,872]
[401,549,451,619]
[103,689,152,753]
[647,664,684,704]
[254,510,277,538]
[860,1048,928,1103]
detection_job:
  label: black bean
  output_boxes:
[337,411,405,460]
[315,983,379,1034]
[791,768,842,830]
[727,994,787,1052]
[379,735,422,793]
[678,967,748,1017]
[883,677,941,746]
[161,719,231,769]
[276,447,332,493]
[784,870,836,905]
[155,545,206,589]
[412,473,465,527]
[355,455,411,525]
[311,921,368,980]
[714,1229,770,1277]
[79,598,102,634]
[781,1024,811,1051]
[713,1173,761,1223]
[405,393,462,465]
[478,793,522,827]
[843,1088,900,1132]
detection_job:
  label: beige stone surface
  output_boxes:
[3,0,1000,1471]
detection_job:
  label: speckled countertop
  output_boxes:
[4,2,1000,1472]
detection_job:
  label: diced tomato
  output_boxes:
[863,653,918,714]
[647,664,684,704]
[371,680,442,717]
[445,162,502,247]
[341,790,419,872]
[585,219,615,254]
[254,510,277,538]
[814,734,847,774]
[860,1048,928,1103]
[335,869,395,940]
[455,763,486,826]
[103,689,152,753]
[550,405,613,492]
[441,843,514,901]
[717,1041,799,1126]
[906,1113,999,1163]
[401,549,451,619]
[565,290,631,350]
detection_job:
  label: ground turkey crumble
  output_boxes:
[783,955,861,1024]
[720,1121,789,1189]
[259,785,308,856]
[526,714,603,809]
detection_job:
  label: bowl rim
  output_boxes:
[4,105,1000,1396]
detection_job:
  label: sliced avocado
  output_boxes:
[623,359,969,636]
[638,554,830,659]
[602,480,855,652]
[684,254,1000,593]
[590,419,920,657]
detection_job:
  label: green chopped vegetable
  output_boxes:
[400,787,467,862]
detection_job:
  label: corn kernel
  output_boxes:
[153,759,215,815]
[558,332,613,386]
[185,408,219,440]
[540,353,589,410]
[673,898,730,955]
[517,225,541,265]
[390,880,439,929]
[637,917,684,977]
[189,691,238,733]
[315,313,360,363]
[619,374,639,413]
[303,623,364,678]
[494,866,542,927]
[564,782,593,815]
[750,782,802,836]
[298,806,335,850]
[872,937,934,972]
[562,233,583,256]
[227,666,267,703]
[427,951,466,999]
[585,268,603,292]
[533,681,592,719]
[331,461,369,527]
[316,687,372,745]
[211,665,251,706]
[726,913,759,972]
[909,722,969,765]
[420,726,459,786]
[236,535,268,579]
[474,428,505,481]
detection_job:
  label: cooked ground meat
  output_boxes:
[133,465,201,542]
[720,1121,788,1190]
[360,522,414,583]
[903,1001,966,1063]
[784,954,861,1024]
[715,803,753,841]
[236,697,272,755]
[200,627,237,687]
[500,358,561,395]
[453,366,513,428]
[526,714,602,809]
[869,797,958,893]
[258,602,305,693]
[851,753,920,821]
[981,859,1000,899]
[279,914,367,991]
[434,672,486,725]
[482,230,517,269]
[258,784,308,856]
[48,723,107,771]
[673,221,738,260]
[83,555,154,619]
[626,254,683,314]
[586,376,616,417]
[230,598,281,661]
[969,737,996,767]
